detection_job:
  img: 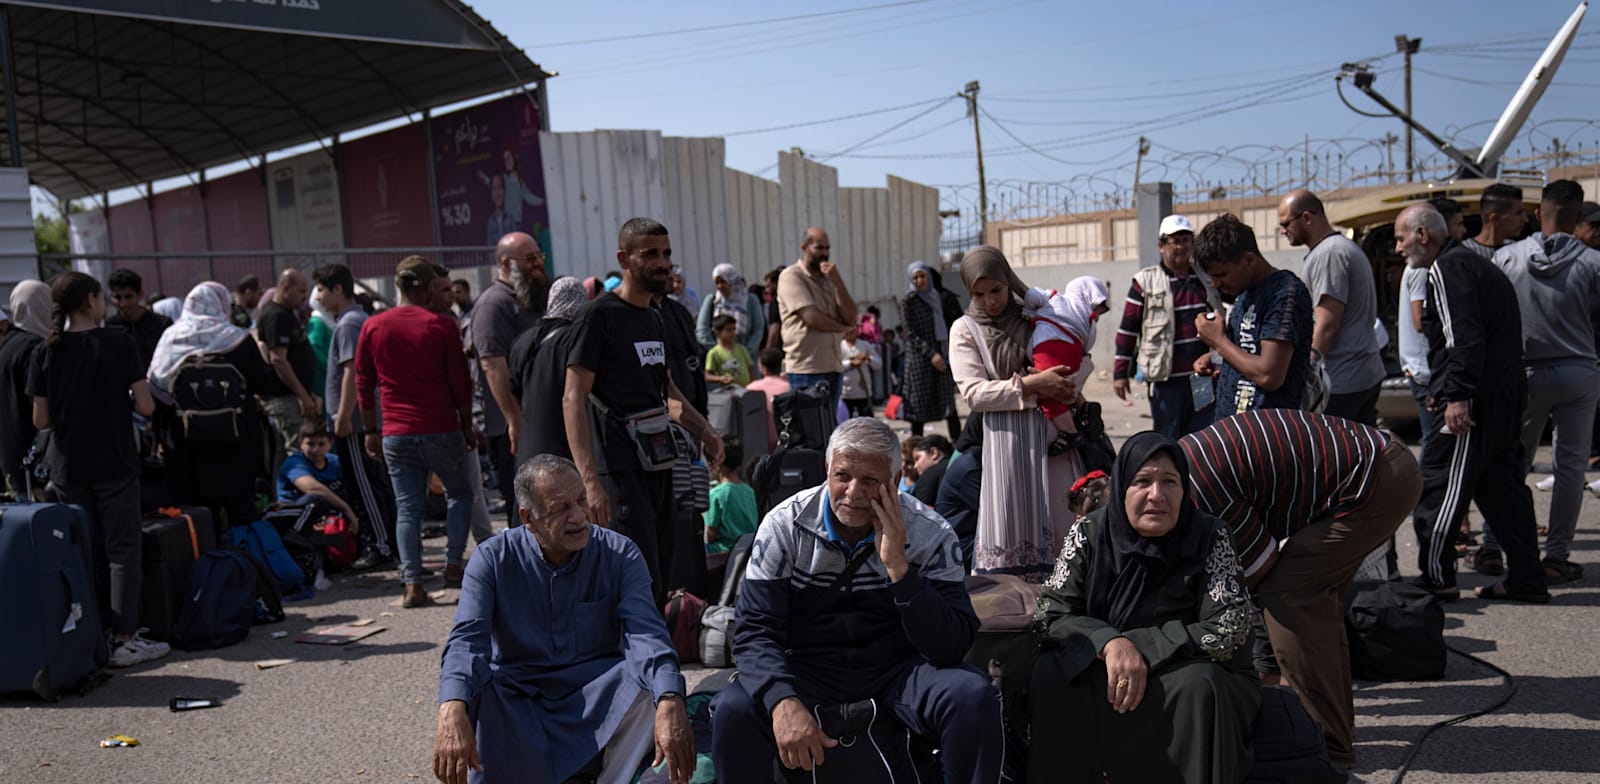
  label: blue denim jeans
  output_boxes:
[1148,377,1214,438]
[1409,377,1439,453]
[383,432,477,584]
[788,372,842,412]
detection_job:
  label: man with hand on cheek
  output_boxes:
[710,417,1002,782]
[433,455,694,784]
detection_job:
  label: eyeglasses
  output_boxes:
[507,251,546,262]
[1278,211,1307,229]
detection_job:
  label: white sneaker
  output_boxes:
[108,629,171,668]
[1589,479,1600,499]
[1536,476,1555,492]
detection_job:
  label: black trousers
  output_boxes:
[337,431,397,559]
[1412,380,1544,592]
[487,432,518,529]
[600,469,676,604]
[1324,383,1380,427]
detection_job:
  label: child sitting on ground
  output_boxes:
[705,314,753,391]
[277,421,362,535]
[703,442,758,554]
[1029,276,1110,432]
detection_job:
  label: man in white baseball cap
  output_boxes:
[1110,213,1225,437]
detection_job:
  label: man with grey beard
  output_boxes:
[471,231,548,527]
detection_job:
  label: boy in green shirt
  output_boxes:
[704,314,753,390]
[703,442,758,553]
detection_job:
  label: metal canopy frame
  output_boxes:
[0,0,551,199]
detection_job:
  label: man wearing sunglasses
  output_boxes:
[1277,190,1385,426]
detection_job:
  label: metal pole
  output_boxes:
[1396,35,1421,182]
[963,81,987,245]
[0,6,24,168]
[423,108,442,248]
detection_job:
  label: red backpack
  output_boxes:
[315,515,357,571]
[661,589,707,664]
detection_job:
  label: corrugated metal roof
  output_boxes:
[0,0,549,198]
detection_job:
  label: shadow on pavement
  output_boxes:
[1357,726,1600,775]
[0,674,243,709]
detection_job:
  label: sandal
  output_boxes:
[1543,558,1584,585]
[1475,582,1551,604]
[1472,547,1506,577]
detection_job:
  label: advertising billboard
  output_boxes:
[341,124,433,249]
[430,94,549,262]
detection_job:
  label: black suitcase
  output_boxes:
[707,388,771,460]
[139,509,219,642]
[750,447,826,518]
[772,385,837,450]
[0,503,108,700]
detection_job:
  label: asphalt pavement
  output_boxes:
[2,373,1596,783]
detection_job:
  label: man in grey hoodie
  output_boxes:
[1492,180,1600,585]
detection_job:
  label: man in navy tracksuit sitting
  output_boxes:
[710,417,1002,782]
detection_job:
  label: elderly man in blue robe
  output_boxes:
[432,454,695,784]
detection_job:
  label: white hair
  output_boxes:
[825,417,902,476]
[1398,204,1447,238]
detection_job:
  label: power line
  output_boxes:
[718,97,951,137]
[976,105,1131,167]
[756,97,960,175]
[529,0,930,48]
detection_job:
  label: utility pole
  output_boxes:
[1132,136,1152,193]
[1381,132,1399,184]
[961,80,987,244]
[1395,35,1421,182]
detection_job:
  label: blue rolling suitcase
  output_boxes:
[0,503,108,700]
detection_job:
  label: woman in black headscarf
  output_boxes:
[1030,431,1259,784]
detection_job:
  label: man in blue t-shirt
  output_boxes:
[1191,213,1313,416]
[277,421,361,534]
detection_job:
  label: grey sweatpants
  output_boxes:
[1488,361,1600,561]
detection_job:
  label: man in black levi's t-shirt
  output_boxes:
[564,218,724,603]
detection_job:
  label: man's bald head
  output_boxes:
[495,231,542,282]
[801,227,831,267]
[1276,189,1331,247]
[275,267,309,308]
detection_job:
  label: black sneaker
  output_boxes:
[349,549,396,572]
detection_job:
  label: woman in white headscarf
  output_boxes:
[149,281,277,527]
[0,280,53,493]
[151,296,183,323]
[696,263,765,360]
[898,261,962,437]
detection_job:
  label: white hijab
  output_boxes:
[152,296,183,322]
[147,282,253,394]
[711,263,749,336]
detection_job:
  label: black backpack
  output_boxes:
[171,357,250,448]
[172,550,257,651]
[772,384,837,450]
[1345,580,1446,681]
[1245,685,1343,784]
[750,447,826,518]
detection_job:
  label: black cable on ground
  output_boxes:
[1388,644,1517,784]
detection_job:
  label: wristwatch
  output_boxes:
[655,691,682,707]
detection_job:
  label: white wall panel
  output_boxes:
[661,136,732,295]
[778,151,839,256]
[539,129,665,279]
[725,168,787,277]
[839,187,892,316]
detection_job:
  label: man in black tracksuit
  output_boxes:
[1400,204,1549,603]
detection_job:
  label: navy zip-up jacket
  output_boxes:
[732,485,977,712]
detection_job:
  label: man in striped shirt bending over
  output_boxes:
[1180,409,1421,770]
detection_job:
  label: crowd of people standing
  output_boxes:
[12,184,1600,782]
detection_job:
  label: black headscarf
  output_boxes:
[1084,431,1211,631]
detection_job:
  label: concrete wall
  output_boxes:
[0,168,37,300]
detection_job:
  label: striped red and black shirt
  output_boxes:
[1112,265,1213,381]
[1179,409,1389,578]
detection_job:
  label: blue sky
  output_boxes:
[479,0,1599,201]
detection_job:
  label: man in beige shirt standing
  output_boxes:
[777,227,858,411]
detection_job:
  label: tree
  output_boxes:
[34,210,68,255]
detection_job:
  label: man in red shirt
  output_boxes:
[356,257,485,608]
